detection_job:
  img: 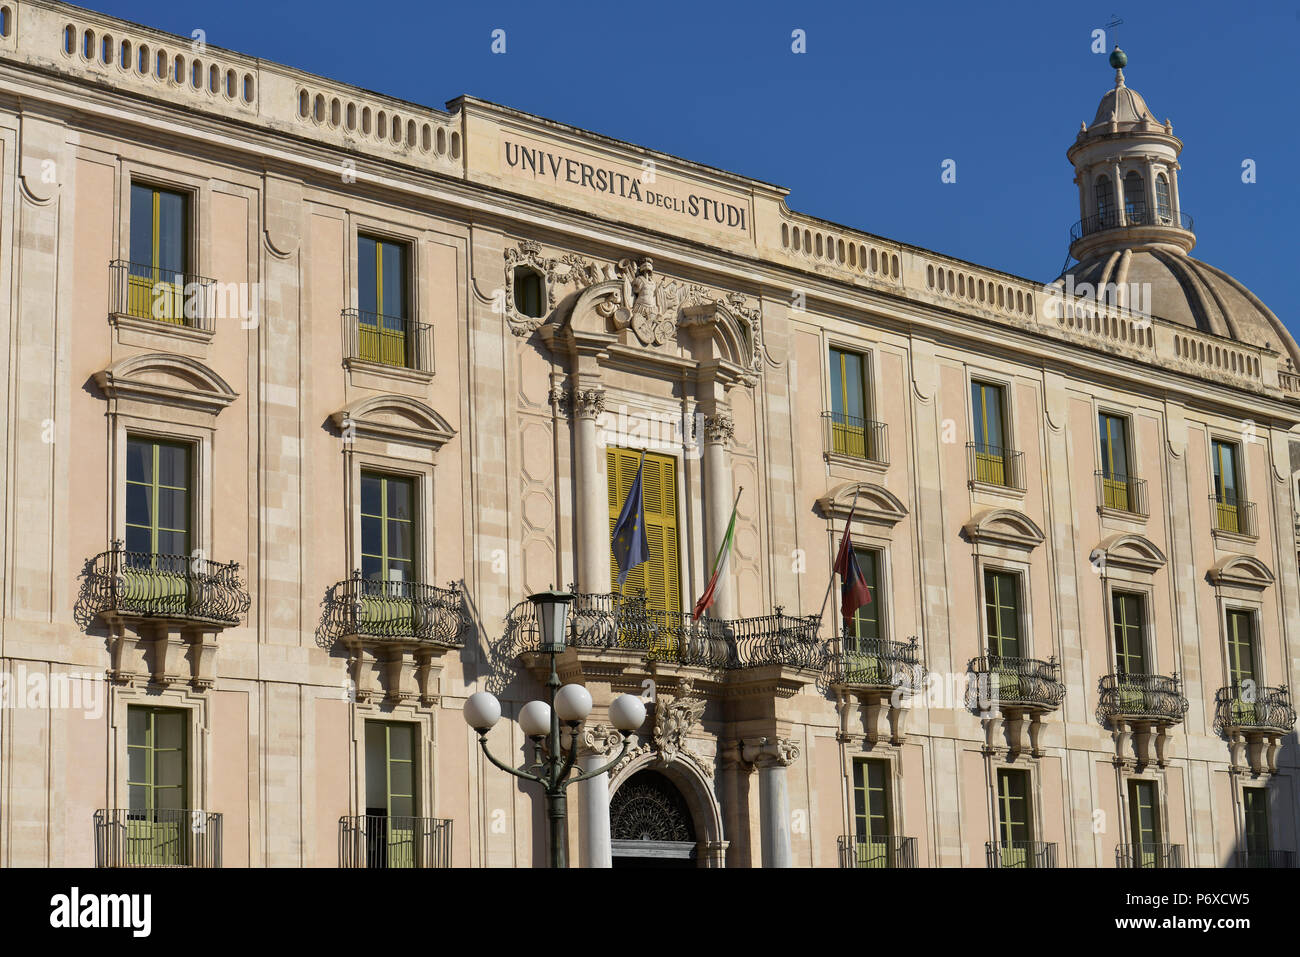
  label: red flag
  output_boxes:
[834,542,872,624]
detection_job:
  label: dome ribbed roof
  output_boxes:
[1086,73,1163,134]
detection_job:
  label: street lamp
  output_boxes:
[463,588,647,868]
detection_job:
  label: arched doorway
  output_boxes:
[609,770,697,868]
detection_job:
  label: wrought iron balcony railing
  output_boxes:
[820,635,922,693]
[1233,849,1296,869]
[342,308,433,372]
[1213,682,1296,735]
[339,815,452,868]
[1070,208,1194,243]
[80,543,251,626]
[822,411,888,465]
[505,591,824,671]
[968,655,1065,711]
[1210,494,1257,537]
[1116,842,1184,869]
[94,808,222,868]
[1096,673,1189,725]
[110,260,216,331]
[318,572,467,646]
[986,840,1058,869]
[837,834,917,868]
[967,442,1026,491]
[1095,470,1149,517]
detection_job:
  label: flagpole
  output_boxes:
[818,485,863,624]
[691,486,743,622]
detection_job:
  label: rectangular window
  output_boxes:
[607,448,679,614]
[1212,439,1242,532]
[851,759,894,867]
[984,570,1021,659]
[846,547,880,646]
[1128,780,1162,867]
[125,436,191,558]
[1112,591,1148,676]
[364,721,418,868]
[971,381,1008,484]
[361,471,415,583]
[128,183,189,323]
[1226,610,1256,686]
[995,768,1033,868]
[1243,787,1270,865]
[1099,413,1133,510]
[126,706,188,866]
[829,347,873,458]
[357,234,411,366]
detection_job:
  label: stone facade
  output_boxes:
[0,1,1297,868]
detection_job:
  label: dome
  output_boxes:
[1057,249,1300,367]
[1088,76,1163,133]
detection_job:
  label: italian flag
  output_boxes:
[692,492,740,621]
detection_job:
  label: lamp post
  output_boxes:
[463,588,646,868]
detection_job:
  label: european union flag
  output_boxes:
[611,452,650,588]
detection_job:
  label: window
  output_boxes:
[607,448,679,614]
[970,381,1008,484]
[125,437,191,558]
[357,235,411,366]
[850,759,894,867]
[1226,609,1256,686]
[1112,592,1148,675]
[1123,171,1146,221]
[128,183,190,323]
[1098,412,1133,510]
[1095,175,1112,225]
[845,547,880,646]
[1212,439,1243,532]
[984,569,1021,658]
[829,347,873,458]
[995,768,1034,867]
[1128,779,1162,867]
[512,267,544,319]
[360,471,415,583]
[1155,174,1172,224]
[126,706,188,866]
[364,721,419,868]
[1243,787,1270,866]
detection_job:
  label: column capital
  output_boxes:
[702,411,735,446]
[573,388,606,420]
[741,736,799,769]
[578,722,623,758]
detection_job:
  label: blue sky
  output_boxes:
[89,0,1300,338]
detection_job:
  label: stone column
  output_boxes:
[743,737,799,868]
[702,410,736,619]
[572,388,609,593]
[576,724,620,868]
[1112,162,1124,224]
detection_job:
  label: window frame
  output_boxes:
[1223,605,1259,687]
[606,446,682,614]
[359,469,418,584]
[1110,588,1151,676]
[111,420,212,559]
[982,566,1025,659]
[124,435,194,559]
[851,757,894,841]
[840,542,888,646]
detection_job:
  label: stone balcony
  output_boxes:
[820,635,923,746]
[969,655,1066,758]
[1096,672,1189,768]
[1214,682,1296,774]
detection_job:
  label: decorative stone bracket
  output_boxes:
[106,620,220,691]
[347,642,448,707]
[1109,718,1173,769]
[1226,730,1285,776]
[980,707,1048,759]
[835,686,910,746]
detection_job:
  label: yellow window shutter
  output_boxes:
[606,447,679,613]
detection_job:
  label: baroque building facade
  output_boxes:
[0,1,1297,868]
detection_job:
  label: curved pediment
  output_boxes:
[963,508,1045,551]
[1208,554,1275,590]
[816,482,908,527]
[330,395,456,451]
[1091,533,1168,575]
[93,353,237,416]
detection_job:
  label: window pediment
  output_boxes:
[1091,533,1167,575]
[963,508,1044,551]
[816,482,908,527]
[93,353,237,417]
[330,395,455,451]
[1208,554,1274,590]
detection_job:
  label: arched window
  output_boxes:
[1155,174,1172,224]
[1123,171,1146,223]
[1095,175,1113,227]
[512,266,544,319]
